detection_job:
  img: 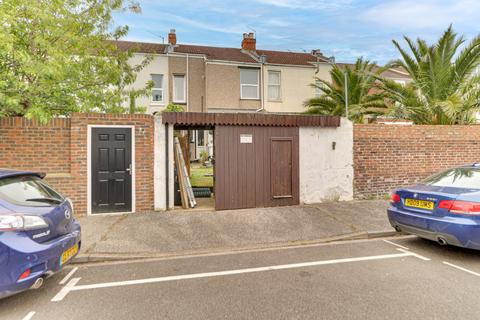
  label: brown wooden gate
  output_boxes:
[215,125,299,210]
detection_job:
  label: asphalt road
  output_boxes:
[2,236,480,320]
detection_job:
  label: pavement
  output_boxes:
[75,200,394,263]
[4,236,480,320]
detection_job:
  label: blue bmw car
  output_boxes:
[0,169,81,299]
[388,164,480,250]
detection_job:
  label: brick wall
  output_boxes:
[70,113,154,215]
[354,124,480,198]
[0,117,71,172]
[0,113,154,215]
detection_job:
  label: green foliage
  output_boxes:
[0,0,151,122]
[163,103,185,112]
[199,150,209,165]
[305,58,388,123]
[379,26,480,124]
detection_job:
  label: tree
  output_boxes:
[379,26,480,124]
[305,58,387,123]
[0,0,151,122]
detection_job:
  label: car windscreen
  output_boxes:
[423,167,480,189]
[0,175,64,207]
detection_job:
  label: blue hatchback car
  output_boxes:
[0,169,81,299]
[388,164,480,250]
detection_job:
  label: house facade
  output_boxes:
[118,30,414,116]
[116,30,333,115]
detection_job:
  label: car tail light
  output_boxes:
[0,215,48,231]
[18,268,31,280]
[390,193,401,203]
[438,200,480,214]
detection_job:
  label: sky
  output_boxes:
[114,0,480,65]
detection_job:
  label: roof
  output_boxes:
[336,63,412,80]
[162,112,340,127]
[111,40,167,54]
[174,44,257,63]
[0,169,44,179]
[111,40,329,66]
[379,68,411,79]
[257,49,328,65]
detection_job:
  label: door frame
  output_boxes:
[87,125,136,216]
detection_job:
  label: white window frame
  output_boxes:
[240,68,260,100]
[173,74,186,103]
[151,74,164,104]
[268,70,282,101]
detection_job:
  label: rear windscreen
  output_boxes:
[0,175,63,206]
[423,168,480,189]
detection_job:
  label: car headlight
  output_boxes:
[0,215,48,231]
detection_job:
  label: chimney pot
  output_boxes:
[241,32,256,51]
[168,29,177,45]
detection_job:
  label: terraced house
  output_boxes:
[116,29,334,115]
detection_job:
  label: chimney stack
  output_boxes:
[168,29,177,45]
[241,32,256,51]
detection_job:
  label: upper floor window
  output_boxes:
[173,74,186,103]
[268,71,281,101]
[240,68,259,99]
[151,74,164,103]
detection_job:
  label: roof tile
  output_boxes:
[111,40,328,66]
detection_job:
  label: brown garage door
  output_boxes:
[215,126,299,210]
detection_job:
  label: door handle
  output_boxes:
[126,163,132,175]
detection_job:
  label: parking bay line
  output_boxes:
[443,261,480,277]
[383,239,409,250]
[22,311,36,320]
[52,250,427,302]
[59,267,78,285]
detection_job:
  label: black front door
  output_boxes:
[91,127,132,213]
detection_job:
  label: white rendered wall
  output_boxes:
[127,53,169,114]
[299,118,353,203]
[154,115,174,210]
[263,63,331,113]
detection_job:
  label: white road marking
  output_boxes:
[59,267,78,285]
[383,239,409,250]
[51,277,81,302]
[22,311,36,320]
[443,262,480,276]
[396,248,431,261]
[51,250,424,302]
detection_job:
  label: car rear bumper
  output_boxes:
[0,220,81,299]
[388,206,480,250]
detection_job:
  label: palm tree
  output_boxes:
[305,58,387,123]
[379,26,480,124]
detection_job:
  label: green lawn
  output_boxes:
[190,165,214,187]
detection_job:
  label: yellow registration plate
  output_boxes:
[60,243,79,266]
[405,198,435,210]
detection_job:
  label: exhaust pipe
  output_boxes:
[30,277,44,290]
[437,237,448,246]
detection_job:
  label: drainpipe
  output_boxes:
[186,53,189,112]
[344,71,349,120]
[256,54,267,113]
[165,124,169,209]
